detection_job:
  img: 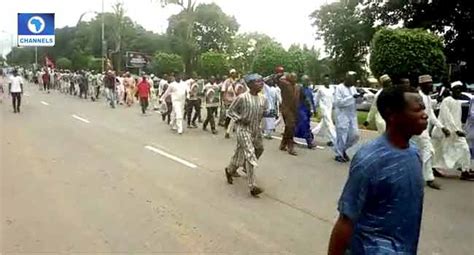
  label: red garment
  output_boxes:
[42,73,50,83]
[137,80,151,98]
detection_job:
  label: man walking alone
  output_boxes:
[8,69,24,113]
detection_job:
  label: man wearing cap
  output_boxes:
[334,71,361,163]
[412,74,450,189]
[364,74,392,134]
[225,74,267,197]
[220,69,238,130]
[432,81,474,181]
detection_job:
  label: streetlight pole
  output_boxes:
[101,0,105,73]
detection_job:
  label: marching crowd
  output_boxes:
[1,64,474,254]
[3,66,474,192]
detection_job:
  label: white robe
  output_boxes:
[366,89,386,134]
[161,81,187,133]
[333,84,359,157]
[412,91,444,181]
[432,96,470,171]
[312,86,336,143]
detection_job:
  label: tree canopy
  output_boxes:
[361,0,473,81]
[151,52,184,76]
[197,52,229,78]
[370,28,446,82]
[310,0,374,80]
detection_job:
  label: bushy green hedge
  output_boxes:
[370,28,447,82]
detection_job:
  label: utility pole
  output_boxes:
[101,0,105,73]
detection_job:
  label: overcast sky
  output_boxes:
[1,0,332,56]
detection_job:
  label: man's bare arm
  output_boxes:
[328,214,353,255]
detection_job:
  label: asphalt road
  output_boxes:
[1,83,473,254]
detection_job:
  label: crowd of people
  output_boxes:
[3,66,474,190]
[1,64,474,254]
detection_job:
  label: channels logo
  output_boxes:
[18,13,55,47]
[27,16,46,34]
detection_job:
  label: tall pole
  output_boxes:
[35,47,38,66]
[101,0,105,73]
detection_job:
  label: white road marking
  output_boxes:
[145,145,197,169]
[72,114,91,124]
[40,101,49,106]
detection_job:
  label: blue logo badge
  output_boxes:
[18,13,55,46]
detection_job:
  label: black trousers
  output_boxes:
[69,82,75,95]
[43,81,50,91]
[79,85,88,99]
[186,99,201,125]
[11,92,21,112]
[203,107,217,130]
[140,97,149,114]
[162,101,172,124]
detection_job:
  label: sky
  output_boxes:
[0,0,332,57]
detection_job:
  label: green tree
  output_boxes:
[193,3,239,54]
[361,0,473,82]
[152,52,184,76]
[56,57,72,70]
[251,42,287,76]
[310,0,374,79]
[198,51,229,78]
[370,28,447,82]
[164,1,238,75]
[6,48,34,66]
[229,33,277,74]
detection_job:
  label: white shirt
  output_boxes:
[9,76,23,93]
[161,81,187,103]
[419,90,443,135]
[316,86,334,111]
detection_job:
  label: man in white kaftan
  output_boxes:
[412,74,450,190]
[161,75,188,134]
[312,75,336,146]
[333,71,360,163]
[432,81,474,180]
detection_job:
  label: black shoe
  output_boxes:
[335,156,347,163]
[225,133,230,139]
[460,171,474,181]
[433,168,446,178]
[191,123,198,128]
[343,153,351,162]
[211,130,218,135]
[203,126,208,131]
[426,181,441,190]
[250,186,264,197]
[225,168,233,184]
[327,141,334,147]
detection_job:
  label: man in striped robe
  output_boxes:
[225,74,268,197]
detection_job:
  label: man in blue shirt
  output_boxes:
[328,85,428,254]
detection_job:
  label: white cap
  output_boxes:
[451,81,463,88]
